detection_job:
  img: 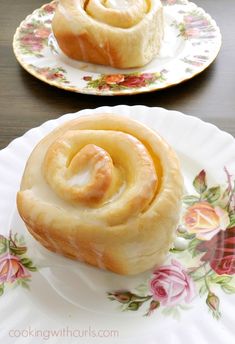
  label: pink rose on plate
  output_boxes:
[150,259,195,306]
[140,73,156,81]
[0,253,30,283]
[184,202,230,241]
[185,27,200,37]
[31,43,43,52]
[34,27,51,39]
[43,4,56,13]
[120,76,146,88]
[184,15,195,24]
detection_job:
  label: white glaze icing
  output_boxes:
[104,0,132,10]
[67,169,91,186]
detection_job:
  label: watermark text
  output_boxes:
[9,326,119,341]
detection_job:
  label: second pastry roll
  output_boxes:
[52,0,164,68]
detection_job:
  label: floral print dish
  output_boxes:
[3,168,235,321]
[1,106,235,344]
[82,71,167,92]
[13,0,222,95]
[108,169,235,319]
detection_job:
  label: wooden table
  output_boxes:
[0,0,234,149]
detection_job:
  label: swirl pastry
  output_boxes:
[17,114,183,275]
[52,0,164,68]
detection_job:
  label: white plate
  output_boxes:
[13,0,222,95]
[1,105,235,344]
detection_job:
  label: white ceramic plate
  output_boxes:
[13,0,222,95]
[1,106,235,344]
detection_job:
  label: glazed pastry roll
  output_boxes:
[52,0,164,68]
[17,114,183,275]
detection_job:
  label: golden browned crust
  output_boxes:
[53,31,122,67]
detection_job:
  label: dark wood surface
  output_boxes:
[0,0,234,149]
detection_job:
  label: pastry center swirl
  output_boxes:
[83,0,150,28]
[43,129,158,216]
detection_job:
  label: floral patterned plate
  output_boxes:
[13,0,222,96]
[0,105,235,344]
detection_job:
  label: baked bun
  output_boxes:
[17,114,183,275]
[52,0,164,68]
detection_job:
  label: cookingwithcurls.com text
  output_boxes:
[8,326,119,341]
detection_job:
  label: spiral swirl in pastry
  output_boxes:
[17,114,183,275]
[52,0,164,68]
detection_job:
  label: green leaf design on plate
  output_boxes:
[17,278,31,290]
[0,236,8,254]
[193,170,207,194]
[228,213,235,228]
[190,268,207,281]
[188,237,202,258]
[0,284,4,296]
[169,248,185,253]
[9,245,27,255]
[203,186,221,203]
[209,275,233,285]
[199,284,208,296]
[177,231,196,240]
[125,301,144,311]
[221,284,235,294]
[20,258,37,271]
[183,195,200,206]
